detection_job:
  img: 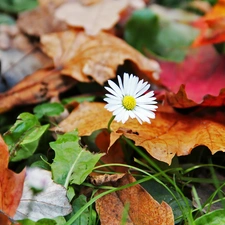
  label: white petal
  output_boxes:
[105,104,123,112]
[134,79,144,94]
[136,95,157,104]
[128,110,136,119]
[135,106,156,119]
[117,75,125,95]
[105,93,121,100]
[104,98,121,105]
[137,104,158,111]
[123,73,130,94]
[122,111,130,123]
[129,75,139,96]
[108,80,123,97]
[105,86,118,96]
[114,108,127,122]
[131,111,145,124]
[135,84,150,98]
[133,110,150,123]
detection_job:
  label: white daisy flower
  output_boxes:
[26,167,49,192]
[104,73,158,124]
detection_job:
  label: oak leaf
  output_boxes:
[55,0,129,35]
[56,102,225,164]
[159,45,225,107]
[0,136,25,224]
[95,173,174,225]
[192,0,225,46]
[40,30,160,85]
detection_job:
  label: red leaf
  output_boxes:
[0,136,25,223]
[159,45,225,107]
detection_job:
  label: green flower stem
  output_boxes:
[107,115,115,132]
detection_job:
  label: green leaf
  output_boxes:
[50,130,104,187]
[125,8,199,62]
[34,102,64,119]
[195,209,225,225]
[67,186,76,202]
[66,195,89,225]
[62,95,95,105]
[0,0,38,13]
[3,112,49,162]
[155,0,192,7]
[0,13,15,24]
[124,9,159,55]
[18,217,66,225]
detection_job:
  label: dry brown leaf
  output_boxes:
[90,173,125,185]
[55,0,129,35]
[17,3,67,36]
[56,102,225,164]
[95,173,174,225]
[0,68,76,113]
[41,30,160,85]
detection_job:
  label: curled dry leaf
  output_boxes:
[0,68,76,113]
[159,45,225,107]
[56,102,225,164]
[41,30,160,85]
[55,0,129,35]
[90,173,125,186]
[95,173,174,225]
[0,136,25,224]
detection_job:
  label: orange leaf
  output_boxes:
[40,30,160,85]
[56,102,225,164]
[192,0,225,46]
[0,136,25,223]
[95,173,174,225]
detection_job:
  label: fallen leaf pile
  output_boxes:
[1,0,225,224]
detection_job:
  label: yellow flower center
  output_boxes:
[122,95,136,110]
